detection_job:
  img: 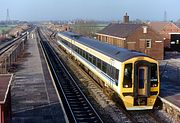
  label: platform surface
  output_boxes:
[160,53,180,108]
[11,30,67,123]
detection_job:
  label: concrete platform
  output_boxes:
[160,54,180,109]
[11,30,67,123]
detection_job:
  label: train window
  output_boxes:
[139,69,145,88]
[88,54,93,63]
[115,69,119,81]
[108,66,114,80]
[106,64,111,77]
[75,46,78,52]
[97,58,101,69]
[150,63,158,87]
[102,61,107,73]
[112,67,116,80]
[92,56,96,65]
[67,41,70,47]
[123,63,132,88]
[72,44,76,50]
[62,40,67,46]
[82,50,86,58]
[85,52,88,60]
[69,43,72,48]
[77,48,79,54]
[79,49,83,56]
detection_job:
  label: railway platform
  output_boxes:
[159,53,180,122]
[11,30,68,123]
[160,54,180,108]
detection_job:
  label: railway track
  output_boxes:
[42,27,167,123]
[0,33,28,56]
[37,28,103,123]
[0,40,15,55]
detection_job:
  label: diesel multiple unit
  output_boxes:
[57,32,160,110]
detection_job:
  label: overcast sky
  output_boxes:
[0,0,179,21]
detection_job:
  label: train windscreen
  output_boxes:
[123,63,132,88]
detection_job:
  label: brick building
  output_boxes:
[148,22,180,51]
[46,24,70,32]
[96,23,164,60]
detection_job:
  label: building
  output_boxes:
[148,22,180,51]
[0,74,13,123]
[96,23,164,60]
[46,23,70,32]
[8,24,30,38]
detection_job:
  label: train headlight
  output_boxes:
[124,85,128,88]
[152,84,157,87]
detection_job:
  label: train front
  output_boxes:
[120,56,160,110]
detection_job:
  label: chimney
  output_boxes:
[142,26,148,33]
[123,12,129,24]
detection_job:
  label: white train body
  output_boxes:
[56,32,160,110]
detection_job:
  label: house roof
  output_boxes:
[175,23,180,28]
[148,22,172,32]
[97,23,143,38]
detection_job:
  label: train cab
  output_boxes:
[121,57,160,110]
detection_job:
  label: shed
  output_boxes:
[0,74,13,123]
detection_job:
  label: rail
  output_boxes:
[0,33,27,56]
[37,28,103,123]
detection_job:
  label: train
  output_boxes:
[56,31,160,110]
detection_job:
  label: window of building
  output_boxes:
[146,40,151,48]
[177,40,179,44]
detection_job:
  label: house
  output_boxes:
[96,23,164,60]
[148,22,180,51]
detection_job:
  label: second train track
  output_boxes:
[37,27,103,123]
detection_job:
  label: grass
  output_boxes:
[0,25,16,34]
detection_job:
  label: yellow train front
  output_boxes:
[57,32,160,110]
[120,57,160,110]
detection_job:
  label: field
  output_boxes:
[0,25,15,34]
[71,23,108,37]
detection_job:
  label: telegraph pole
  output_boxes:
[164,11,167,22]
[6,9,10,25]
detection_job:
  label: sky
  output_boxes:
[0,0,179,22]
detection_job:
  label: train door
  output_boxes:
[138,66,148,96]
[110,59,115,88]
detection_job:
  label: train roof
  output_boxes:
[58,31,150,62]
